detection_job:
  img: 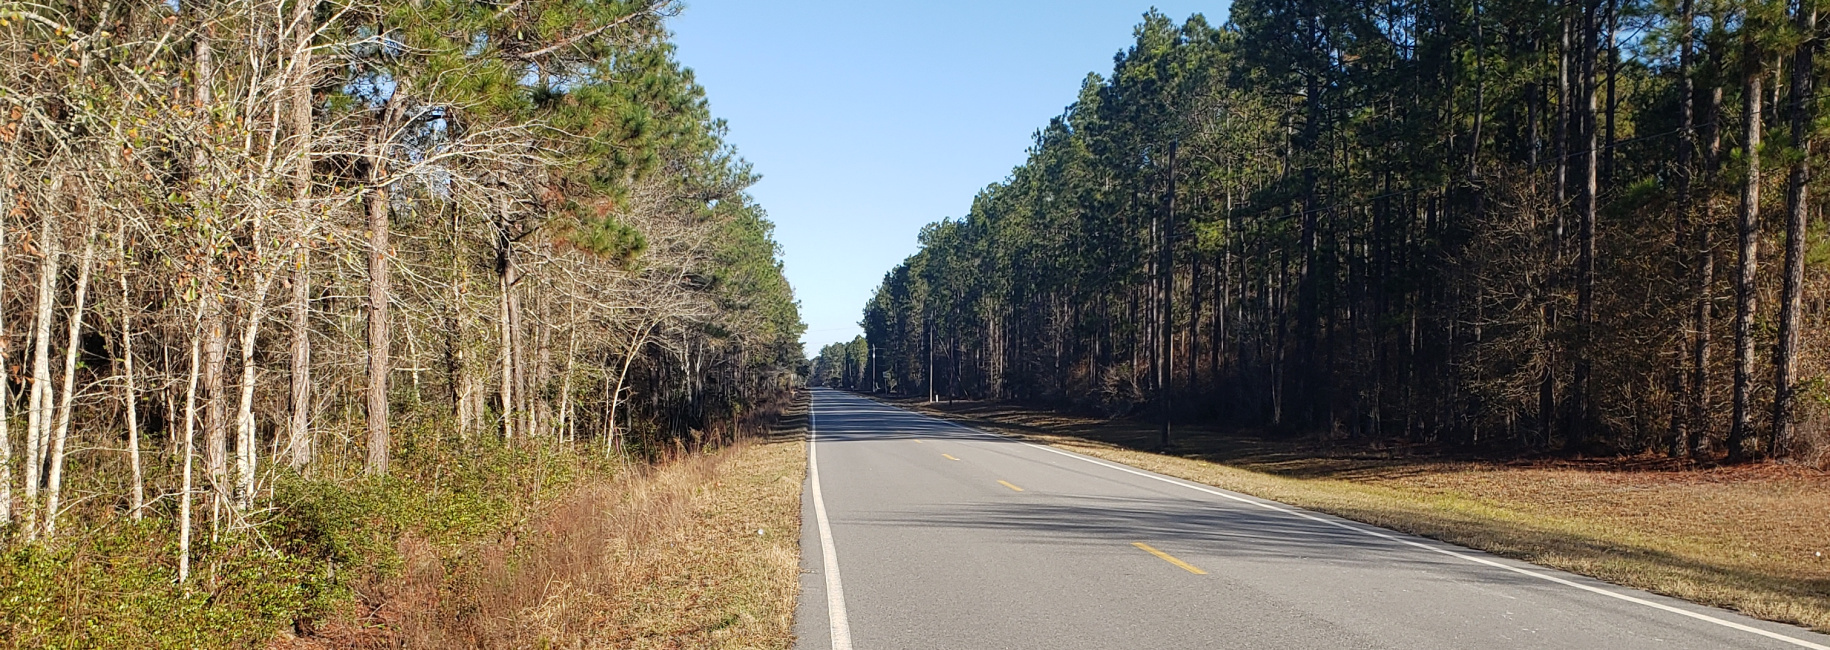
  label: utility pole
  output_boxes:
[1160,140,1178,448]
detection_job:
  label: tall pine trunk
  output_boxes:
[1772,2,1816,456]
[1543,5,1572,445]
[193,23,231,528]
[286,0,316,470]
[1691,86,1725,457]
[1570,0,1600,447]
[448,203,471,438]
[1728,33,1764,462]
[1670,0,1696,456]
[365,133,392,476]
[497,222,518,443]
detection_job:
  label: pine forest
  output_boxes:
[827,3,1830,463]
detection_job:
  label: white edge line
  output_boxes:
[809,393,854,650]
[901,400,1830,650]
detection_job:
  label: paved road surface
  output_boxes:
[793,387,1830,650]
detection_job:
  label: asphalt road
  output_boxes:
[793,387,1830,650]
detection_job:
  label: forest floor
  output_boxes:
[878,395,1830,633]
[275,399,808,649]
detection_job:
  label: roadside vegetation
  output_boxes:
[3,432,593,648]
[0,0,804,645]
[1,395,801,648]
[4,396,805,648]
[277,397,806,649]
[893,397,1830,633]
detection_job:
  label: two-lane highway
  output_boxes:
[793,388,1830,649]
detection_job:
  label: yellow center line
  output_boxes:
[913,440,924,443]
[1133,542,1207,575]
[942,454,959,461]
[998,480,1024,492]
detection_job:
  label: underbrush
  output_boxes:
[0,433,606,649]
[0,519,325,648]
[369,397,809,648]
[382,436,805,648]
[0,389,806,649]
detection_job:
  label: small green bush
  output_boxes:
[0,519,320,648]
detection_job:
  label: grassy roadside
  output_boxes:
[0,412,805,646]
[880,395,1830,633]
[279,400,809,649]
[0,432,595,649]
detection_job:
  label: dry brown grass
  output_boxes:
[890,397,1830,633]
[417,438,804,649]
[420,438,803,649]
[282,403,808,650]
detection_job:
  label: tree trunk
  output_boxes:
[233,255,277,505]
[497,226,518,443]
[444,201,477,440]
[117,224,144,519]
[200,272,229,522]
[1602,0,1618,183]
[557,302,578,444]
[928,320,936,402]
[512,284,527,435]
[1569,0,1600,447]
[1191,249,1203,394]
[285,0,316,470]
[24,176,60,541]
[533,289,554,441]
[1543,0,1572,447]
[44,221,95,539]
[0,147,12,526]
[190,16,232,530]
[1471,0,1486,177]
[365,145,392,476]
[1160,141,1177,447]
[178,314,204,582]
[1772,2,1816,456]
[1691,85,1725,458]
[1669,0,1695,457]
[1728,35,1764,462]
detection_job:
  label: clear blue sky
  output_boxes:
[671,1,1226,355]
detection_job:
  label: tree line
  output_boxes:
[0,0,801,572]
[810,335,875,392]
[857,4,1829,460]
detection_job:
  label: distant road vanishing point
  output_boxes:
[793,387,1830,650]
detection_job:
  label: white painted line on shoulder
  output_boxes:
[808,397,853,650]
[921,411,1830,650]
